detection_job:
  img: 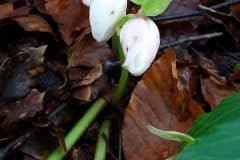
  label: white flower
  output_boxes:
[120,17,160,76]
[90,0,127,42]
[82,0,91,7]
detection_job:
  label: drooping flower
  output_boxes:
[82,0,91,7]
[90,0,127,42]
[120,16,160,76]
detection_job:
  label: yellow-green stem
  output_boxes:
[112,34,129,104]
[47,98,107,160]
[94,120,111,160]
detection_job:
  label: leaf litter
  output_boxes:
[0,0,240,160]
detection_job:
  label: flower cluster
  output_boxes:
[83,0,160,76]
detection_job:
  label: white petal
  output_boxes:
[90,0,127,42]
[82,0,91,7]
[120,17,160,76]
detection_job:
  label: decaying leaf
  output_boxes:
[122,49,203,160]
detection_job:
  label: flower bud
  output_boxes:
[120,17,160,76]
[82,0,91,7]
[90,0,127,42]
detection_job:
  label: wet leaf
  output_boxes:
[122,49,203,160]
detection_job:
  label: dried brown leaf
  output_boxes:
[0,45,47,101]
[45,0,89,44]
[0,89,44,138]
[200,77,239,110]
[13,14,53,34]
[122,49,203,160]
[163,0,200,16]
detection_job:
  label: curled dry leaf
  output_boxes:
[13,14,53,34]
[200,77,240,110]
[71,86,91,102]
[122,48,203,160]
[68,33,113,101]
[45,0,89,44]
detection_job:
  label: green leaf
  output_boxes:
[130,0,144,5]
[141,0,172,16]
[234,64,240,71]
[148,125,195,144]
[173,92,240,160]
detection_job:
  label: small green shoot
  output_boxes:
[148,125,195,144]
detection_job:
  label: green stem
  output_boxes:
[47,98,107,160]
[94,120,111,160]
[113,68,129,104]
[112,34,129,104]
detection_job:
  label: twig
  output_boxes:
[152,0,240,22]
[158,32,223,52]
[198,4,230,18]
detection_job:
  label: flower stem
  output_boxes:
[112,34,129,104]
[94,120,111,160]
[47,98,107,160]
[113,68,129,104]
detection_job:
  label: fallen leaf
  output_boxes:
[69,64,102,87]
[20,130,56,160]
[163,0,200,16]
[0,2,14,20]
[45,0,89,44]
[122,49,203,160]
[200,77,239,110]
[0,45,47,102]
[68,33,113,101]
[0,89,44,138]
[13,14,53,34]
[68,33,112,68]
[0,2,31,21]
[158,21,198,46]
[71,86,91,101]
